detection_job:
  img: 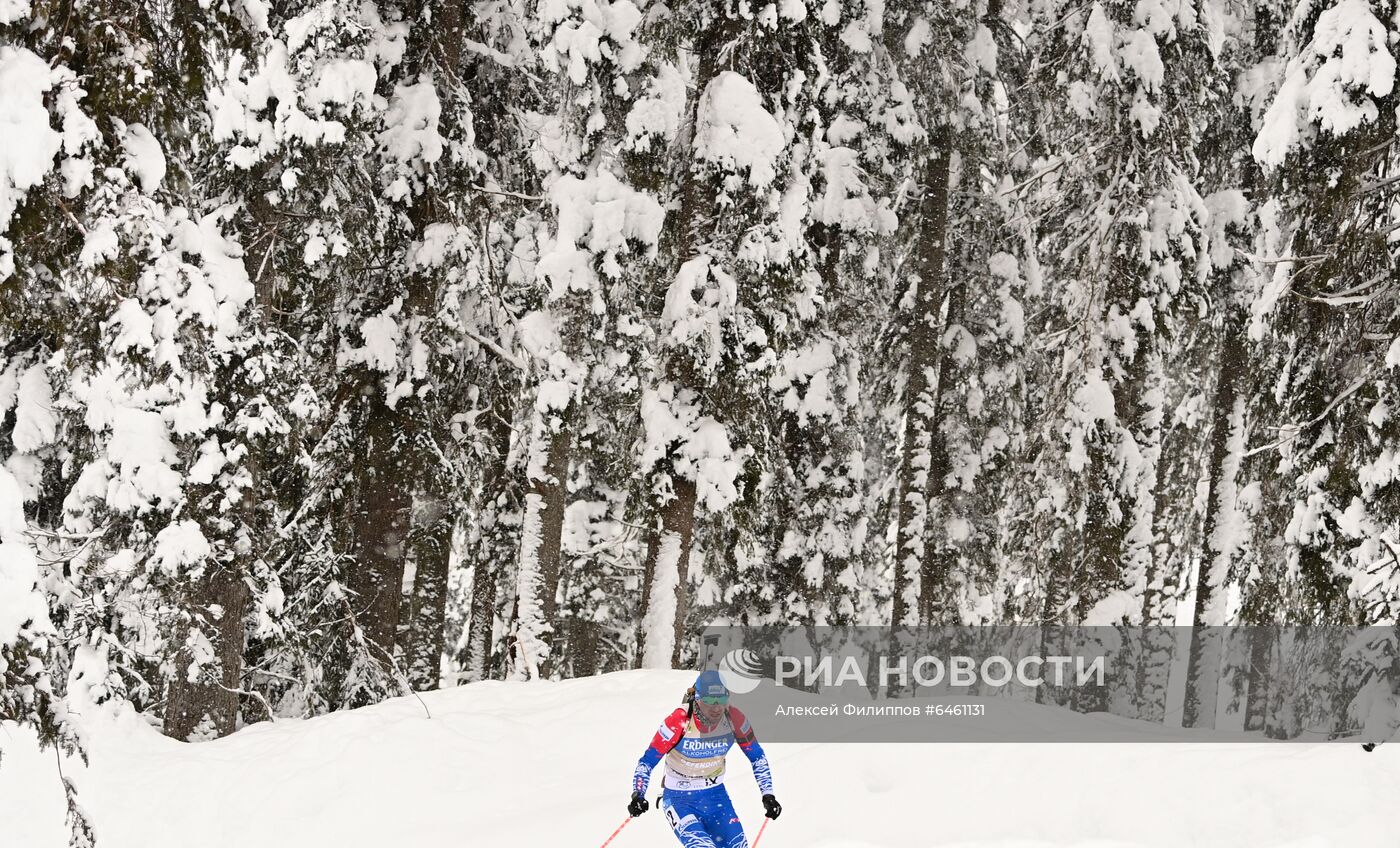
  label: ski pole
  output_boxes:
[751,817,770,848]
[598,815,633,848]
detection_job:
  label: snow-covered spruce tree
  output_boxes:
[634,6,807,665]
[1228,0,1400,729]
[447,231,534,686]
[324,5,427,703]
[0,6,94,790]
[0,0,308,746]
[0,4,126,759]
[1013,0,1227,631]
[994,0,1242,719]
[1229,199,1299,733]
[201,0,427,710]
[1178,1,1277,731]
[747,1,896,628]
[421,0,537,686]
[842,22,924,628]
[925,170,1033,624]
[628,1,899,659]
[143,5,310,743]
[670,1,899,630]
[365,0,505,693]
[881,0,1033,627]
[881,3,964,631]
[0,43,88,815]
[453,367,526,683]
[501,0,668,680]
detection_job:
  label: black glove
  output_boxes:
[1363,742,1378,752]
[762,793,782,819]
[628,791,650,816]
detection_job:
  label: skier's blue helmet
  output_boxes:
[694,669,729,701]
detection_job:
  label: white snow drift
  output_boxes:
[2,669,1397,848]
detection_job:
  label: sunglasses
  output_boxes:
[698,695,729,705]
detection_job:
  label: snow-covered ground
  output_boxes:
[2,670,1395,848]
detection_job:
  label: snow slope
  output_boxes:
[2,669,1395,848]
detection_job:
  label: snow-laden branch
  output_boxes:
[468,184,543,203]
[461,325,525,371]
[1245,372,1379,457]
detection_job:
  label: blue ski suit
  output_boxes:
[632,703,774,848]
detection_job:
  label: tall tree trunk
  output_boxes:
[1133,349,1167,623]
[1141,342,1213,719]
[462,384,517,682]
[164,565,250,740]
[347,400,413,669]
[1133,351,1171,721]
[639,475,699,668]
[1084,254,1153,622]
[1184,326,1246,728]
[511,416,573,678]
[405,488,456,690]
[463,560,500,682]
[918,269,963,625]
[894,126,953,628]
[1244,624,1274,733]
[568,618,601,677]
[1187,0,1276,727]
[636,22,727,667]
[395,0,470,689]
[163,160,277,740]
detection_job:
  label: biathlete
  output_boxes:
[627,670,782,848]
